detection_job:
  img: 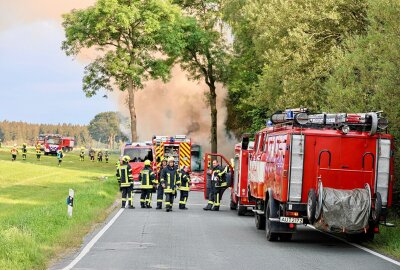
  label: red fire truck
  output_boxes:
[229,140,256,215]
[153,135,192,170]
[42,134,75,155]
[121,135,193,190]
[247,109,394,241]
[122,141,155,190]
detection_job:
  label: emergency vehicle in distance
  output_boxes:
[245,109,394,241]
[121,135,192,190]
[38,134,75,155]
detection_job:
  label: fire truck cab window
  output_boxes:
[258,132,266,152]
[254,134,260,154]
[123,148,153,162]
[164,145,179,162]
[47,137,61,144]
[263,135,268,152]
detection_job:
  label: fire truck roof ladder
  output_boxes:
[270,109,388,136]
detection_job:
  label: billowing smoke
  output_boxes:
[1,1,237,157]
[115,66,236,157]
[0,0,95,31]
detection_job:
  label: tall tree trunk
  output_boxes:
[127,80,138,142]
[209,84,218,153]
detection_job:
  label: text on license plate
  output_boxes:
[280,217,303,224]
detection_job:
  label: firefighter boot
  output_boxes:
[140,202,146,208]
[203,202,213,211]
[121,200,126,209]
[211,206,220,211]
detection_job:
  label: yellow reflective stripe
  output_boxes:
[179,142,191,167]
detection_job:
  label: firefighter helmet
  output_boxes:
[168,157,175,163]
[144,160,151,166]
[122,155,130,162]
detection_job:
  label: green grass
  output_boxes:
[366,219,400,260]
[0,147,120,269]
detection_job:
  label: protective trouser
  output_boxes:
[165,192,174,211]
[179,190,189,209]
[80,154,84,161]
[121,187,133,208]
[204,181,216,210]
[91,155,95,161]
[22,153,26,160]
[212,187,226,210]
[140,189,153,208]
[36,154,41,160]
[156,185,164,209]
[12,154,17,161]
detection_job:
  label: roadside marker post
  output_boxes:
[67,189,74,217]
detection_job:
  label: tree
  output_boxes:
[62,0,183,142]
[223,0,368,135]
[88,112,124,148]
[172,0,231,153]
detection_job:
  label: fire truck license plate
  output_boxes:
[280,217,303,224]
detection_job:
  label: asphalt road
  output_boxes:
[52,191,400,270]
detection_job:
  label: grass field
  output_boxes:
[0,147,120,269]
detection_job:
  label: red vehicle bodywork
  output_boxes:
[230,142,256,214]
[42,134,75,155]
[247,111,394,240]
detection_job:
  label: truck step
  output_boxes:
[252,209,265,215]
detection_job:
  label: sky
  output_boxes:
[0,1,116,125]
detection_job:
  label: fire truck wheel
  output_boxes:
[307,189,317,224]
[371,192,382,223]
[265,201,278,241]
[237,203,246,216]
[255,213,266,230]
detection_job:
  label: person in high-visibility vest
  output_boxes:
[203,159,227,211]
[116,156,134,209]
[177,165,191,210]
[80,147,85,161]
[89,148,96,162]
[57,149,64,166]
[21,143,28,160]
[160,157,178,212]
[155,158,168,210]
[139,160,156,208]
[97,150,103,162]
[10,144,18,161]
[104,150,110,163]
[36,144,42,161]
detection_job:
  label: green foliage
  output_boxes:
[0,149,119,269]
[88,112,127,146]
[62,0,183,94]
[224,0,368,135]
[324,0,400,209]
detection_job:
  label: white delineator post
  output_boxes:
[67,189,74,217]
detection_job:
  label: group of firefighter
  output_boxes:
[10,143,64,166]
[80,147,109,163]
[116,156,228,212]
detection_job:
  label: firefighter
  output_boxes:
[21,143,28,160]
[139,160,156,208]
[97,150,103,162]
[116,155,134,209]
[177,165,191,210]
[57,149,64,166]
[79,147,85,161]
[10,144,18,161]
[36,144,42,161]
[89,148,95,162]
[104,150,109,163]
[203,159,227,211]
[155,158,168,210]
[160,157,178,212]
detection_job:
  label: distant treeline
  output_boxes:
[0,120,91,146]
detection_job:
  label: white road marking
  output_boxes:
[61,208,125,270]
[310,226,400,267]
